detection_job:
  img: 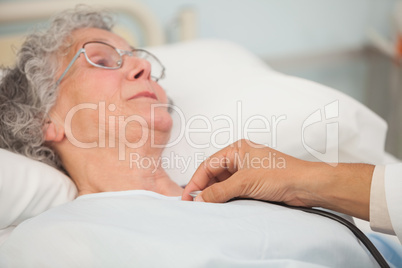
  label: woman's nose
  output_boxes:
[126,57,152,81]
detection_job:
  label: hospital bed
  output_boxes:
[0,0,401,267]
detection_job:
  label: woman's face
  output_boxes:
[50,28,172,148]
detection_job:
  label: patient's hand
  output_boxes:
[182,139,373,221]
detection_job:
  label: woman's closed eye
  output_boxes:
[90,55,114,67]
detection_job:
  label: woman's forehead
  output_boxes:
[71,28,130,49]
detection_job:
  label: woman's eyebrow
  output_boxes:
[88,38,109,43]
[83,38,133,50]
[80,38,111,46]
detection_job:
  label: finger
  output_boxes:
[196,172,247,203]
[214,169,233,183]
[182,176,219,201]
[182,171,231,201]
[182,146,234,199]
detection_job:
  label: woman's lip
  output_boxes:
[128,91,157,100]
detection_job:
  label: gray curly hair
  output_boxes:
[0,6,114,170]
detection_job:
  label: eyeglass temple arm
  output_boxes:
[56,49,84,86]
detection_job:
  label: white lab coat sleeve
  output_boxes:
[370,165,395,235]
[384,164,402,244]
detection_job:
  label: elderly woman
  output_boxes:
[0,7,384,268]
[0,7,182,197]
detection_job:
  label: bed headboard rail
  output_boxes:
[0,0,165,46]
[0,0,165,67]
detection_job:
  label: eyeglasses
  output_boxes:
[56,41,165,85]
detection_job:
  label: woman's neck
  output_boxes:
[59,143,183,197]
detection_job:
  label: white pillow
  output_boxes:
[0,149,77,244]
[0,39,388,239]
[150,39,387,185]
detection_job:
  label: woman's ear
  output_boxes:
[44,120,65,142]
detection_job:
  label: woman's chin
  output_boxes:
[152,112,173,133]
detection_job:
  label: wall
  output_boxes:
[0,0,399,59]
[140,0,399,59]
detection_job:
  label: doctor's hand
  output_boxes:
[182,139,317,206]
[182,139,374,220]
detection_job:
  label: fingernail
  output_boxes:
[194,195,204,202]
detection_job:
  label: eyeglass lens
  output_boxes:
[83,42,163,81]
[84,42,121,68]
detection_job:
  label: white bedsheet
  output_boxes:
[0,190,377,267]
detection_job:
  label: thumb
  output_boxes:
[195,175,245,203]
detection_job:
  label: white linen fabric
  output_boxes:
[0,190,377,268]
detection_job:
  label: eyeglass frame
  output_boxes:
[56,41,166,85]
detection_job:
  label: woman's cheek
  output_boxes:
[153,82,168,104]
